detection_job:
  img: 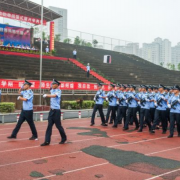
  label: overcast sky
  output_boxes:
[1,0,180,46]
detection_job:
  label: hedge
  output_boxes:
[0,102,15,113]
[61,100,108,110]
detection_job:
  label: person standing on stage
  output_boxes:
[41,79,67,146]
[90,83,107,126]
[150,84,169,134]
[167,85,180,138]
[7,80,38,140]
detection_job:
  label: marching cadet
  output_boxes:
[41,79,67,146]
[148,86,156,122]
[167,85,180,138]
[137,85,143,123]
[113,84,127,128]
[7,80,38,140]
[124,85,139,130]
[105,84,117,124]
[150,84,169,134]
[90,83,107,126]
[137,85,152,132]
[165,87,170,122]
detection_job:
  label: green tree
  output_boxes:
[170,64,176,70]
[167,63,171,69]
[74,36,81,45]
[63,38,72,44]
[160,62,164,67]
[54,34,61,41]
[92,39,98,47]
[42,31,46,40]
[85,42,92,47]
[178,63,180,71]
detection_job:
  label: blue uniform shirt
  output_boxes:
[95,90,105,105]
[21,89,33,110]
[117,92,127,107]
[50,89,61,109]
[106,91,117,106]
[139,92,150,109]
[126,91,138,108]
[86,66,90,71]
[149,92,155,108]
[155,93,168,111]
[169,95,180,113]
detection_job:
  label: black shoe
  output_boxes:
[29,136,38,140]
[7,136,16,139]
[112,125,117,128]
[90,123,94,126]
[109,122,113,124]
[118,122,122,124]
[162,131,166,134]
[150,130,155,134]
[40,142,50,146]
[167,135,173,138]
[178,134,180,137]
[137,129,142,132]
[156,126,160,130]
[101,123,108,126]
[123,128,129,131]
[59,139,67,144]
[134,127,139,130]
[129,123,133,125]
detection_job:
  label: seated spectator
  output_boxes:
[31,46,35,50]
[45,46,49,53]
[12,44,14,48]
[16,45,20,48]
[6,43,11,47]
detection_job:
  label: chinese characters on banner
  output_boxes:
[0,80,109,91]
[0,10,46,25]
[50,22,55,51]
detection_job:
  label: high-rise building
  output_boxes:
[172,43,180,69]
[49,6,68,41]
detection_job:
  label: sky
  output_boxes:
[1,0,180,46]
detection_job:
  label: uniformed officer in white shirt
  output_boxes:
[7,80,38,140]
[41,79,67,146]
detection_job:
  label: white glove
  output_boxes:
[162,96,166,100]
[126,100,128,104]
[113,93,116,97]
[168,104,171,108]
[116,100,119,105]
[131,95,135,98]
[155,102,157,106]
[145,98,150,102]
[17,96,21,100]
[122,96,126,100]
[106,98,108,101]
[99,95,102,98]
[43,94,47,98]
[178,99,180,103]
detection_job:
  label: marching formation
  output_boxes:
[92,83,180,138]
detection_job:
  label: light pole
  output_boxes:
[40,0,44,105]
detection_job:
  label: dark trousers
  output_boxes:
[110,105,118,123]
[12,110,37,138]
[73,55,76,59]
[137,106,141,123]
[114,106,127,127]
[91,104,106,124]
[45,109,66,143]
[169,113,180,136]
[166,108,170,122]
[105,106,116,123]
[124,107,139,129]
[87,71,90,77]
[152,109,167,132]
[150,108,155,122]
[139,108,152,131]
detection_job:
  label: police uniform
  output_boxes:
[168,85,180,138]
[113,85,128,128]
[148,86,156,122]
[91,83,107,126]
[151,84,169,134]
[138,85,152,132]
[105,84,117,124]
[41,79,67,146]
[165,87,170,122]
[8,81,38,140]
[124,85,139,130]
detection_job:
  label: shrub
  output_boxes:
[0,102,15,113]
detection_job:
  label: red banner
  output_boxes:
[0,10,46,25]
[0,79,109,91]
[50,21,55,51]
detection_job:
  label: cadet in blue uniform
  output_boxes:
[138,85,152,132]
[41,79,67,146]
[90,83,107,126]
[113,84,127,128]
[148,86,156,122]
[165,87,170,123]
[105,84,117,124]
[167,85,180,138]
[7,80,38,140]
[124,85,139,130]
[151,84,169,134]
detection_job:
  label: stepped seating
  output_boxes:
[53,42,180,85]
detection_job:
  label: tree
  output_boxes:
[74,36,81,45]
[85,42,92,47]
[167,63,171,69]
[160,62,164,67]
[54,34,61,42]
[63,38,72,44]
[42,31,46,40]
[92,39,98,47]
[170,64,176,70]
[178,63,180,71]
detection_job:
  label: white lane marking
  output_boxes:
[0,151,81,168]
[144,168,180,180]
[34,162,109,180]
